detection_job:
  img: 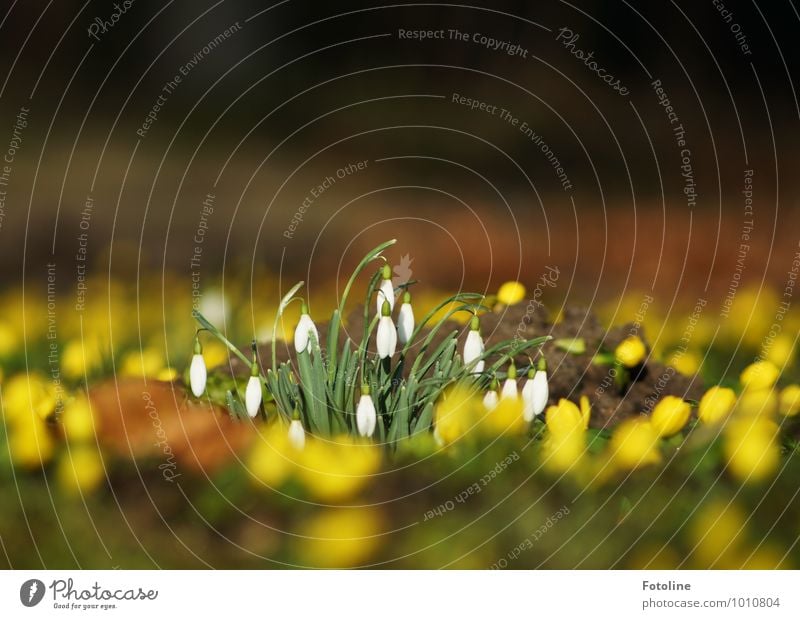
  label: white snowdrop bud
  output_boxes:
[376,263,396,315]
[525,358,549,421]
[189,337,207,397]
[294,303,319,353]
[397,291,415,345]
[376,300,397,359]
[288,410,305,450]
[245,361,263,418]
[463,315,485,374]
[501,363,518,400]
[483,378,500,411]
[356,385,377,437]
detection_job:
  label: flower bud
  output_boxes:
[189,337,207,397]
[740,360,779,391]
[615,336,646,368]
[357,385,377,437]
[397,291,415,344]
[463,315,484,374]
[376,301,397,359]
[288,409,305,450]
[650,395,691,437]
[501,363,518,399]
[779,384,800,417]
[698,386,736,424]
[376,264,395,315]
[521,358,548,422]
[294,304,319,354]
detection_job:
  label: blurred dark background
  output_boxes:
[1,0,799,303]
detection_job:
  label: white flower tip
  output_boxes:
[245,375,262,417]
[189,353,207,397]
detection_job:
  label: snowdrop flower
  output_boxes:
[501,363,518,400]
[376,263,396,315]
[294,303,319,354]
[483,377,500,411]
[397,291,415,345]
[189,336,207,397]
[463,315,485,374]
[522,358,549,422]
[357,385,377,437]
[245,355,263,418]
[288,409,305,450]
[376,300,397,359]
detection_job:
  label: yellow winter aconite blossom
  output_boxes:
[0,320,18,357]
[608,419,661,470]
[724,416,779,483]
[698,386,737,424]
[120,347,166,378]
[650,396,691,437]
[778,384,800,417]
[615,336,646,368]
[543,429,585,474]
[778,385,800,417]
[8,413,55,469]
[57,445,105,495]
[736,388,778,417]
[666,349,701,376]
[480,396,526,437]
[156,367,179,381]
[497,281,526,306]
[248,423,297,488]
[766,333,795,368]
[60,394,96,442]
[3,373,58,422]
[60,338,104,380]
[579,395,591,429]
[690,500,747,567]
[296,507,383,568]
[739,360,779,391]
[297,438,381,502]
[545,399,584,438]
[434,383,482,445]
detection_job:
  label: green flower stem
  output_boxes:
[192,310,253,369]
[270,281,305,370]
[328,239,397,373]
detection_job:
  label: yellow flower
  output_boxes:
[120,347,165,378]
[60,394,97,442]
[297,438,381,502]
[296,507,382,568]
[60,338,103,380]
[766,333,794,368]
[650,396,691,437]
[698,386,736,424]
[543,430,585,474]
[579,395,591,429]
[480,396,525,437]
[434,383,482,445]
[609,419,661,470]
[157,367,179,381]
[667,349,701,376]
[724,416,779,483]
[248,424,296,488]
[779,384,800,417]
[0,320,18,357]
[739,360,779,391]
[202,340,229,369]
[8,413,55,469]
[545,399,584,438]
[690,500,747,567]
[736,388,777,417]
[2,372,58,423]
[497,281,526,306]
[57,445,105,495]
[615,336,646,368]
